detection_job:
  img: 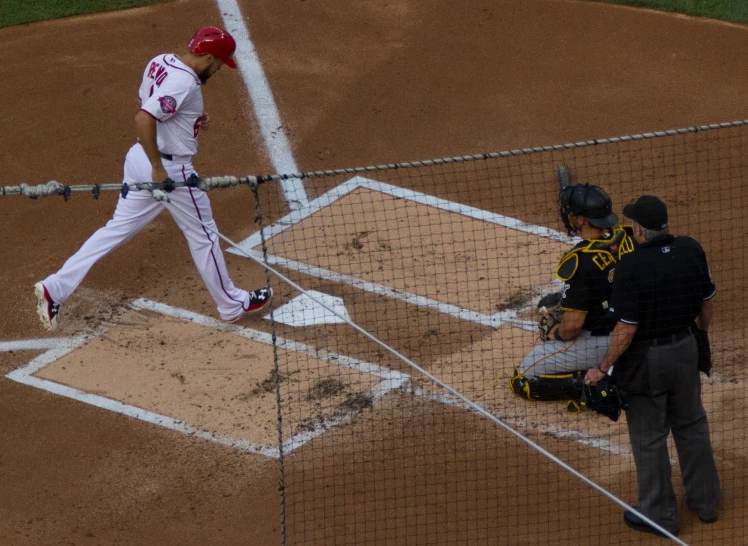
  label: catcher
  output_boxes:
[509,184,635,419]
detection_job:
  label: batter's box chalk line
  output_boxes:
[4,297,645,459]
[230,176,577,331]
[0,338,73,352]
[4,299,409,459]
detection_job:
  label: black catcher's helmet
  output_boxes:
[559,184,618,236]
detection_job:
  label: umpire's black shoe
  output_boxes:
[623,508,679,538]
[685,498,718,523]
[690,508,718,524]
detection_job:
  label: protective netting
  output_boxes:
[248,122,747,545]
[3,121,745,545]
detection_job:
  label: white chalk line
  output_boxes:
[219,173,631,456]
[130,299,408,381]
[6,334,94,380]
[216,0,308,210]
[234,250,504,328]
[412,387,630,456]
[2,303,635,459]
[5,300,409,459]
[228,176,574,329]
[233,176,576,252]
[5,302,738,460]
[212,0,628,465]
[0,338,72,352]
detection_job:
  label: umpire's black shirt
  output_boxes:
[610,235,716,340]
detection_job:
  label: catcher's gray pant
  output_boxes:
[519,330,611,376]
[625,333,721,532]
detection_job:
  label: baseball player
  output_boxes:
[509,184,635,402]
[34,27,272,331]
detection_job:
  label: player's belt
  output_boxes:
[160,152,194,163]
[647,327,692,347]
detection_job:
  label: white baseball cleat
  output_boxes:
[224,287,273,323]
[34,282,61,331]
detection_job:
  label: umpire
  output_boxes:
[587,195,721,537]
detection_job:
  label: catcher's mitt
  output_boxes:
[537,292,564,341]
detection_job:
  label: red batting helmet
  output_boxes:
[188,26,237,68]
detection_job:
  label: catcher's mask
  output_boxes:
[559,184,618,236]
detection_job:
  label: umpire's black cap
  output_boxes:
[623,195,669,230]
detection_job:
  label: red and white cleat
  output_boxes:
[224,287,273,323]
[34,282,61,331]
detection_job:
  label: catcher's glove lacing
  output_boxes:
[537,292,564,342]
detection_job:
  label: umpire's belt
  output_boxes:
[647,327,692,347]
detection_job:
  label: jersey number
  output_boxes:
[193,117,201,138]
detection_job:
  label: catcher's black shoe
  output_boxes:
[508,367,532,400]
[623,508,679,538]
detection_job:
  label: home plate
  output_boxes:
[266,291,350,326]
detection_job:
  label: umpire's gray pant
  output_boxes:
[519,330,611,376]
[626,333,721,532]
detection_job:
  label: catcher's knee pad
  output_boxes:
[509,367,585,402]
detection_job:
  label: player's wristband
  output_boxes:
[553,329,565,342]
[597,365,607,375]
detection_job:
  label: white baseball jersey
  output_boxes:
[139,54,203,157]
[40,49,269,327]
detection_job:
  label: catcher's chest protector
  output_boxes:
[555,226,635,282]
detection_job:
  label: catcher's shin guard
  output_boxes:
[509,367,585,401]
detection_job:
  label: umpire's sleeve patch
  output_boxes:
[556,252,579,281]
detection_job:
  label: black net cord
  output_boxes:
[251,182,287,545]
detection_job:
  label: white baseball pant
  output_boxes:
[43,143,252,321]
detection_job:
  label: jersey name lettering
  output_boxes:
[592,252,615,270]
[147,62,169,87]
[592,235,633,271]
[619,236,635,256]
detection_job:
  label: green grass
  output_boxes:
[0,0,171,29]
[589,0,748,25]
[2,0,746,30]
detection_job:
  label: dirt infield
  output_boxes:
[2,0,748,544]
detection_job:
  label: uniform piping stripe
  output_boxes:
[161,55,200,84]
[523,338,580,376]
[187,182,246,309]
[559,307,588,314]
[139,108,159,122]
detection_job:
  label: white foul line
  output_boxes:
[216,0,308,211]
